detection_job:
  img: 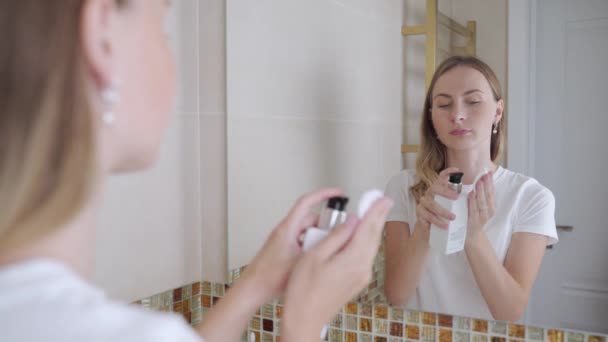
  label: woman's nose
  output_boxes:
[449,106,466,122]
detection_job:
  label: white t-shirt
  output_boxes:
[384,166,558,320]
[0,259,203,342]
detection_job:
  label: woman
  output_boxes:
[383,56,558,321]
[0,1,393,341]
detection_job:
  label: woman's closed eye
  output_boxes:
[437,102,452,109]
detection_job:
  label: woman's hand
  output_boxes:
[241,188,344,302]
[198,188,345,342]
[414,167,460,236]
[467,171,495,242]
[281,197,394,341]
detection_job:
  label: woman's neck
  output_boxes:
[0,185,103,280]
[445,148,497,185]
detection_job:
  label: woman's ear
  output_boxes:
[80,0,119,90]
[495,98,504,124]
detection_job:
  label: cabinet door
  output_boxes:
[526,0,608,333]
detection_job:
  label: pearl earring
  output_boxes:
[101,80,120,125]
[492,123,498,134]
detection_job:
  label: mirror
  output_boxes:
[226,0,608,334]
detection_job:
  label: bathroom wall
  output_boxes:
[226,0,404,271]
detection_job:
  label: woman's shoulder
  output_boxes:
[496,167,554,201]
[385,169,418,189]
[0,259,202,342]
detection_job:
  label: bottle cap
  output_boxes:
[327,196,349,211]
[448,172,464,184]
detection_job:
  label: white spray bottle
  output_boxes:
[429,169,489,255]
[429,172,468,254]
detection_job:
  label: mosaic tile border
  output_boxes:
[133,280,229,328]
[136,281,608,342]
[243,300,607,342]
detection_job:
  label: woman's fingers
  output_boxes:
[339,198,393,262]
[483,173,495,215]
[418,203,449,229]
[467,190,477,219]
[475,176,488,220]
[309,215,358,261]
[420,195,456,222]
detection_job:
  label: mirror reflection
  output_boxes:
[227,0,608,334]
[382,55,554,323]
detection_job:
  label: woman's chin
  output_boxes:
[444,137,478,151]
[110,150,160,174]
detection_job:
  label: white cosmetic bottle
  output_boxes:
[301,190,384,251]
[429,172,468,255]
[301,196,349,251]
[300,190,383,340]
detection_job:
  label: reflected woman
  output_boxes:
[383,56,558,321]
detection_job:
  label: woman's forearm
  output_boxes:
[464,231,527,321]
[384,223,430,306]
[195,272,269,342]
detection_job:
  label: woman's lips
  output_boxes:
[449,129,472,136]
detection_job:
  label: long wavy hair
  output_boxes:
[410,56,505,202]
[0,0,129,251]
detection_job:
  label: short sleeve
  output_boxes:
[513,183,558,246]
[384,171,411,223]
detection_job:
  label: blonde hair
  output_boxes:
[0,0,127,251]
[410,56,505,202]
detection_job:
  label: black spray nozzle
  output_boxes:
[327,196,349,211]
[448,172,464,184]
